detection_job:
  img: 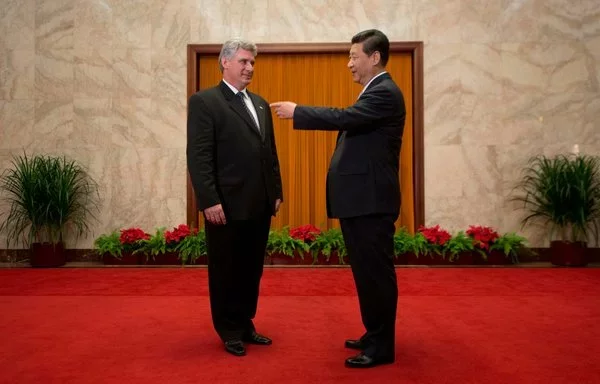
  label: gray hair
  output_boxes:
[218,39,258,72]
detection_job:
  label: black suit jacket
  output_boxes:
[187,81,283,221]
[293,73,405,219]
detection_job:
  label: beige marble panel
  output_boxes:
[32,100,74,149]
[584,34,600,91]
[74,0,113,52]
[112,0,151,48]
[0,50,35,100]
[461,43,504,95]
[35,49,74,99]
[73,98,112,149]
[74,46,113,98]
[35,0,74,51]
[0,0,35,51]
[152,0,191,49]
[503,42,592,95]
[424,195,505,234]
[461,94,504,146]
[416,0,461,43]
[151,49,187,104]
[97,148,187,233]
[112,49,151,98]
[0,100,35,149]
[151,97,186,148]
[111,98,154,147]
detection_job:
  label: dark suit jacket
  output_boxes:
[293,73,405,219]
[187,81,283,221]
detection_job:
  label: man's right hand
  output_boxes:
[204,204,226,225]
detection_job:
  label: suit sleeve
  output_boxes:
[293,86,398,132]
[186,94,220,210]
[267,107,284,202]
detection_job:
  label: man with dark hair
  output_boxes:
[187,38,283,357]
[271,29,405,368]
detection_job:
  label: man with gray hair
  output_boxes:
[187,39,283,357]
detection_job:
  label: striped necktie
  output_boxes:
[237,92,260,132]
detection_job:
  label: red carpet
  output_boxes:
[0,268,599,383]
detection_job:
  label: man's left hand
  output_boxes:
[274,199,282,215]
[270,102,297,119]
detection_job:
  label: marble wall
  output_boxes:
[1,0,599,247]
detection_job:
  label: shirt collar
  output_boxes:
[358,71,387,98]
[223,79,248,97]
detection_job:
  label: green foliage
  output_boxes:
[137,228,167,262]
[513,154,600,245]
[490,232,527,264]
[266,226,310,259]
[412,232,432,257]
[0,153,100,247]
[175,229,207,265]
[393,227,414,256]
[444,231,475,262]
[93,231,122,258]
[309,228,347,264]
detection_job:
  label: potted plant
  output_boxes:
[94,230,136,265]
[411,225,451,264]
[393,227,415,265]
[175,227,207,265]
[444,231,476,264]
[137,228,167,264]
[310,228,347,265]
[290,224,321,265]
[266,227,310,265]
[513,153,600,266]
[488,232,527,265]
[0,153,100,267]
[466,225,500,263]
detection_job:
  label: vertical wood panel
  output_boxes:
[196,52,413,231]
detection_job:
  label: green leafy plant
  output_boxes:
[512,154,600,245]
[136,228,167,262]
[175,229,207,265]
[417,225,451,258]
[393,227,414,257]
[444,231,475,262]
[490,232,527,264]
[93,231,122,258]
[266,227,310,260]
[309,228,347,264]
[0,153,100,247]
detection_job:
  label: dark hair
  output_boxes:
[351,29,389,67]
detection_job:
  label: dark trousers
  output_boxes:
[205,214,271,342]
[340,214,398,358]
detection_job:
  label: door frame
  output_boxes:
[186,42,424,230]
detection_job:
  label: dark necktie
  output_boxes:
[237,92,260,132]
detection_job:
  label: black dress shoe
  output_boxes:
[345,352,394,368]
[224,340,246,356]
[243,331,272,345]
[345,339,366,350]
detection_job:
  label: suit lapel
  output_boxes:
[219,82,262,140]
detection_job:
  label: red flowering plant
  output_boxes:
[119,227,151,253]
[289,224,321,244]
[417,225,452,258]
[466,225,500,259]
[165,224,191,251]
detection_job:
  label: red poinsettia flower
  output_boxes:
[119,228,150,245]
[466,225,499,250]
[418,225,451,246]
[165,224,191,244]
[290,224,322,243]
